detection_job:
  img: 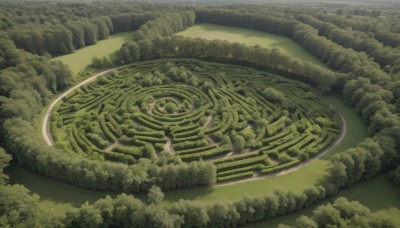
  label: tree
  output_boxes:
[81,20,98,45]
[207,202,240,227]
[295,215,318,228]
[147,185,164,205]
[389,166,400,189]
[66,202,103,228]
[91,18,110,40]
[311,203,345,227]
[169,200,209,227]
[145,205,182,228]
[118,41,140,63]
[0,147,12,185]
[0,185,63,227]
[66,22,85,49]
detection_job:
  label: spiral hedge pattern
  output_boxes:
[51,60,340,182]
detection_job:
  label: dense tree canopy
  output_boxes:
[0,1,399,227]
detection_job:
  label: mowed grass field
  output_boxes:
[176,23,325,67]
[53,32,133,75]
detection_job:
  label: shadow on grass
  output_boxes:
[6,161,118,207]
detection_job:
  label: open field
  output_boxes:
[53,32,133,76]
[177,23,326,67]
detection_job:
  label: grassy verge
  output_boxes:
[53,32,133,76]
[176,23,325,67]
[318,96,368,158]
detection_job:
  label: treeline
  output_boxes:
[1,145,398,227]
[282,197,398,227]
[115,36,336,93]
[1,2,400,227]
[0,2,189,56]
[295,13,400,73]
[131,11,195,41]
[195,8,394,89]
[390,166,400,190]
[316,13,400,51]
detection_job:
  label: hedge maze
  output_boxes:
[51,60,340,182]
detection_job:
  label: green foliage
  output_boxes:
[285,197,400,228]
[147,185,165,205]
[218,171,253,182]
[164,102,178,114]
[0,185,63,228]
[262,87,288,107]
[1,3,400,227]
[0,148,12,185]
[233,135,246,153]
[389,166,400,189]
[51,59,339,181]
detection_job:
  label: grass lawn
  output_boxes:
[176,23,325,67]
[317,96,367,158]
[246,174,400,227]
[53,32,133,76]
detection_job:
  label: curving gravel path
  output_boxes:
[42,68,116,146]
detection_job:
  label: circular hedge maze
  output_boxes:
[51,60,341,182]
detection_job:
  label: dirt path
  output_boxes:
[217,112,347,186]
[164,136,174,153]
[105,142,118,152]
[42,68,116,146]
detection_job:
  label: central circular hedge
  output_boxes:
[50,59,340,182]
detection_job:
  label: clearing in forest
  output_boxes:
[177,23,325,67]
[53,32,134,75]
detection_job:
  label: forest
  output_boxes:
[0,1,399,227]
